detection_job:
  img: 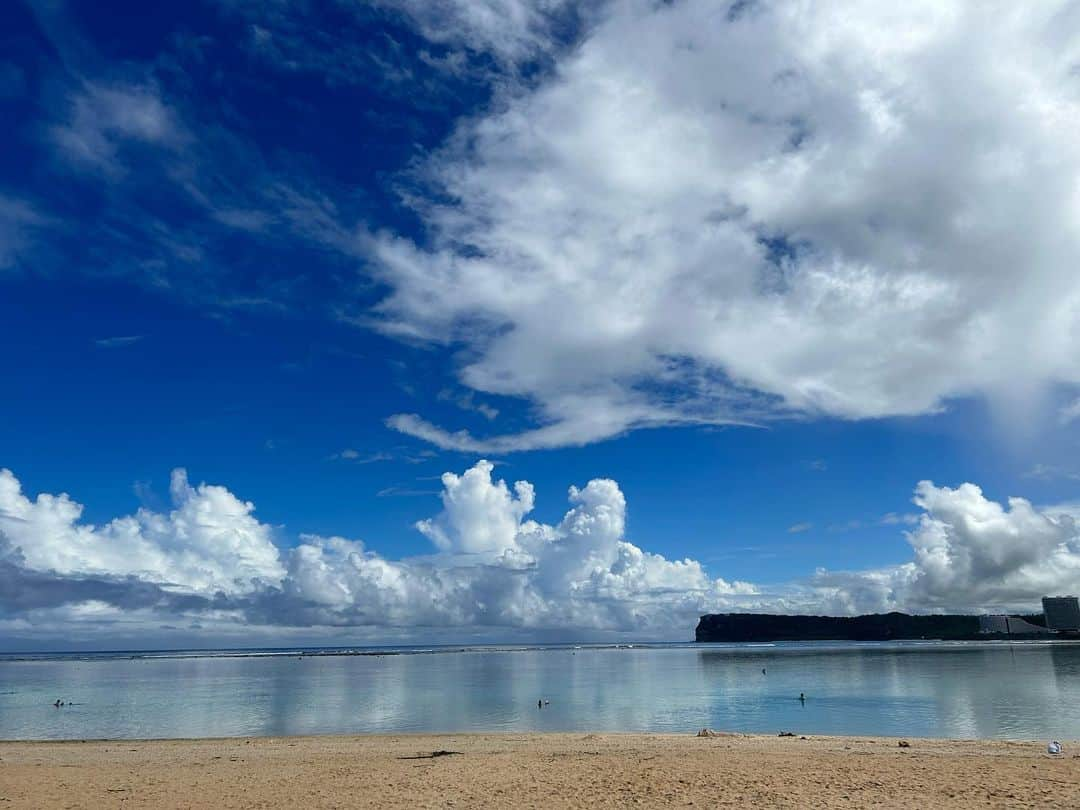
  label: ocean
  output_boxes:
[3,640,1080,741]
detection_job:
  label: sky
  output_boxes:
[4,0,1080,650]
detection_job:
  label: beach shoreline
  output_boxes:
[2,732,1076,808]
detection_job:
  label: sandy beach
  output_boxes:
[1,732,1077,809]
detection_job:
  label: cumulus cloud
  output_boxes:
[416,460,536,553]
[0,461,754,639]
[812,482,1080,614]
[0,468,284,595]
[287,461,754,632]
[371,0,1080,451]
[5,462,1080,643]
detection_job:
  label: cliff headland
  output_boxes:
[695,611,1052,642]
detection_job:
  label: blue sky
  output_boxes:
[4,1,1080,648]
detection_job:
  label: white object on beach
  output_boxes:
[1047,741,1062,754]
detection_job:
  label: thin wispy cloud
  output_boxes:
[828,520,866,534]
[331,449,395,464]
[94,335,143,349]
[0,195,48,272]
[50,81,181,177]
[437,388,499,421]
[1022,463,1080,482]
[375,485,440,497]
[880,512,919,527]
[1060,398,1080,426]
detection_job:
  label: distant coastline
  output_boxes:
[694,611,1077,642]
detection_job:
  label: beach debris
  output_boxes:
[778,731,796,737]
[398,750,463,760]
[1047,741,1063,755]
[898,741,911,748]
[696,728,721,738]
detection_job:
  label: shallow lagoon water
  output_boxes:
[3,641,1080,740]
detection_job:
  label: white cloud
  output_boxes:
[370,1,1080,451]
[905,482,1080,608]
[50,81,180,175]
[377,0,578,66]
[290,460,754,632]
[94,335,144,349]
[880,512,919,526]
[437,388,499,420]
[5,461,1080,641]
[332,449,394,464]
[1060,397,1080,425]
[813,482,1080,614]
[416,459,536,553]
[0,467,284,595]
[375,485,439,498]
[787,522,812,534]
[1022,463,1080,482]
[0,461,754,637]
[0,195,48,272]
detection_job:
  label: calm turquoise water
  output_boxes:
[3,641,1080,741]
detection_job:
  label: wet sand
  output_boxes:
[1,732,1077,808]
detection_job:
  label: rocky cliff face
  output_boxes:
[695,612,983,642]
